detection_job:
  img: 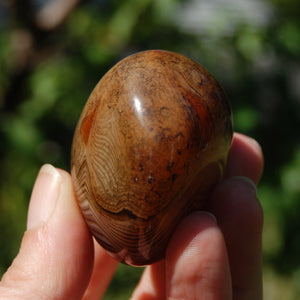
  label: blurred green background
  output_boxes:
[0,0,300,299]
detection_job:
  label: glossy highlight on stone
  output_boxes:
[71,50,233,266]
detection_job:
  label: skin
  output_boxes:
[0,132,264,300]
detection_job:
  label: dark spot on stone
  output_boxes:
[148,174,154,184]
[139,163,144,172]
[167,161,175,172]
[171,174,178,183]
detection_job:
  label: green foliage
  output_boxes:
[103,265,144,299]
[278,21,300,56]
[0,0,300,298]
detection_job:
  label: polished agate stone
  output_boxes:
[71,50,233,266]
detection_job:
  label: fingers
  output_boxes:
[165,212,232,299]
[132,133,264,299]
[208,133,264,299]
[0,165,100,300]
[205,177,263,299]
[133,179,262,300]
[131,260,166,299]
[218,133,264,298]
[131,213,232,300]
[225,133,264,184]
[82,239,119,300]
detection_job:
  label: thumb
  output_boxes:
[0,164,94,300]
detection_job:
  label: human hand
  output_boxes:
[132,132,264,299]
[0,133,263,300]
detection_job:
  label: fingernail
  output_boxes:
[194,211,217,224]
[234,176,257,195]
[27,164,62,230]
